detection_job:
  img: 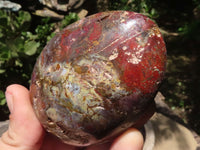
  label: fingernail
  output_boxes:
[6,91,14,113]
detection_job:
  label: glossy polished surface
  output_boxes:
[30,11,166,146]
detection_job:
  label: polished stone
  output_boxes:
[30,11,167,146]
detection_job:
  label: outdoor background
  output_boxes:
[0,0,200,135]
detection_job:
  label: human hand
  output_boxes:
[0,84,144,150]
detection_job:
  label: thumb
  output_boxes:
[0,84,45,150]
[110,128,144,150]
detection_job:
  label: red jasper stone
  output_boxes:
[30,11,166,146]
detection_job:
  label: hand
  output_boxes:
[0,84,144,150]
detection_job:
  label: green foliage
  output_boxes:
[109,0,159,18]
[164,55,191,109]
[0,90,8,120]
[60,13,79,29]
[178,21,200,40]
[35,17,55,47]
[0,91,6,106]
[0,10,31,36]
[0,10,40,98]
[0,10,40,75]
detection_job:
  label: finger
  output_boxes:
[86,128,143,150]
[0,84,45,150]
[41,133,79,150]
[86,141,112,150]
[110,128,144,150]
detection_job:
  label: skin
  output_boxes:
[0,84,144,150]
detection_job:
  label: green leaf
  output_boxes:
[0,47,10,61]
[18,11,31,23]
[24,41,40,56]
[13,37,25,52]
[0,69,6,74]
[0,90,6,106]
[15,59,23,67]
[5,37,23,57]
[61,13,79,29]
[22,32,38,40]
[16,11,31,29]
[0,32,3,38]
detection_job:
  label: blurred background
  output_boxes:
[0,0,200,135]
